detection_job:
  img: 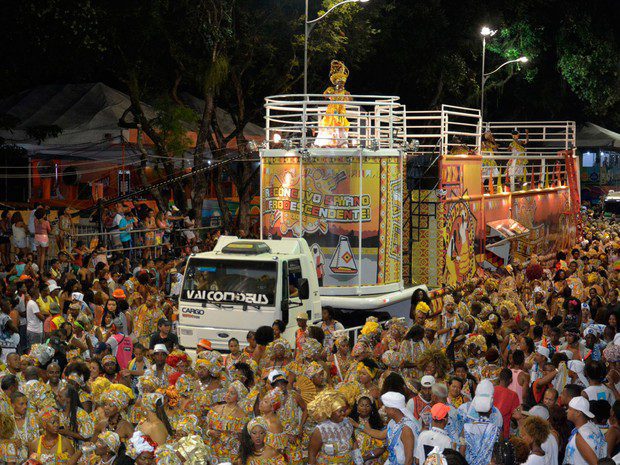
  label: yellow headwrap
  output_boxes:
[247,416,269,432]
[356,362,377,379]
[101,383,135,411]
[415,302,431,314]
[307,389,348,422]
[91,377,112,405]
[99,431,121,454]
[361,321,380,336]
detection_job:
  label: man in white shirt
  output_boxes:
[415,403,453,464]
[521,405,558,465]
[169,268,182,297]
[583,360,616,405]
[111,203,124,247]
[26,287,44,345]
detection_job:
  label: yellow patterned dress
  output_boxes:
[12,411,40,463]
[314,418,355,465]
[192,380,228,428]
[204,407,248,464]
[248,452,288,465]
[0,438,18,464]
[59,407,95,444]
[355,422,385,465]
[276,393,304,464]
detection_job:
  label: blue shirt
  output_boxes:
[119,217,133,243]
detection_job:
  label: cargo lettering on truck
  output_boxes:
[183,290,269,305]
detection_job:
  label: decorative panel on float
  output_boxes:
[260,149,403,295]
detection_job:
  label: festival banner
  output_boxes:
[261,150,402,290]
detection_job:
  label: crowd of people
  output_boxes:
[0,207,617,465]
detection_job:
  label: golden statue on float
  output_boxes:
[315,60,352,147]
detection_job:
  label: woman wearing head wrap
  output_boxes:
[287,337,325,385]
[399,325,426,381]
[137,393,173,447]
[330,334,352,383]
[239,417,287,465]
[262,339,292,379]
[350,395,386,464]
[57,384,95,445]
[88,430,125,465]
[126,431,156,465]
[128,373,159,425]
[192,353,229,428]
[342,359,381,405]
[132,296,164,348]
[307,390,355,465]
[204,380,249,464]
[438,294,462,346]
[9,391,39,463]
[357,392,420,465]
[165,349,191,375]
[28,407,78,465]
[93,383,135,443]
[257,388,288,454]
[378,350,405,388]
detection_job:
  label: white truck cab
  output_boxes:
[603,190,620,217]
[177,236,322,351]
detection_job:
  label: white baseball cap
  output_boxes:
[536,346,550,361]
[153,344,169,354]
[421,375,436,388]
[48,282,61,293]
[472,379,494,413]
[568,396,594,418]
[522,405,550,421]
[268,369,287,384]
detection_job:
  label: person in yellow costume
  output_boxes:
[481,129,499,192]
[315,60,352,148]
[508,128,529,191]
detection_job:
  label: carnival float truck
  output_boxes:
[178,61,581,350]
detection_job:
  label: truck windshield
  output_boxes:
[604,199,620,216]
[181,258,277,306]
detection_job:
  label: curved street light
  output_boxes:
[479,26,527,119]
[304,0,370,95]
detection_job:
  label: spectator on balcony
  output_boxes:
[118,210,136,258]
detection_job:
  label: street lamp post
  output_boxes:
[479,26,528,120]
[480,26,496,121]
[481,56,529,119]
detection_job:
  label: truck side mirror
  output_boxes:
[297,278,310,300]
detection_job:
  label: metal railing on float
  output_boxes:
[480,121,576,194]
[403,105,482,156]
[264,94,405,149]
[66,225,220,258]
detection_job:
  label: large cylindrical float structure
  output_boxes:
[260,148,403,296]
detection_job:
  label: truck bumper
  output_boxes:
[178,325,251,351]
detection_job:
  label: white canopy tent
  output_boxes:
[577,122,620,148]
[0,83,263,161]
